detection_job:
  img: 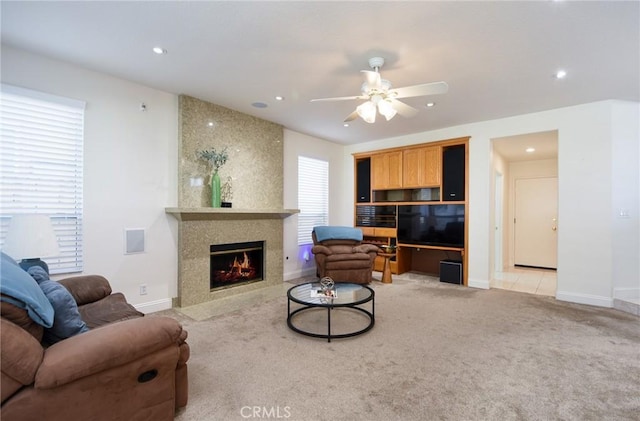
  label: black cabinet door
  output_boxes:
[356,158,371,202]
[442,145,465,201]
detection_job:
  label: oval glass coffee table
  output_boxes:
[287,282,375,342]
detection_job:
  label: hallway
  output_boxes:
[491,266,556,297]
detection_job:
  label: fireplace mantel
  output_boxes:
[165,207,299,221]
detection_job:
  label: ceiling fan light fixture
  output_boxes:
[378,99,397,121]
[310,56,448,125]
[356,101,376,123]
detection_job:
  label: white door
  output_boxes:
[514,177,558,269]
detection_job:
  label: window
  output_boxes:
[297,156,328,245]
[0,84,85,274]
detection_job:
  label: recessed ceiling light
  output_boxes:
[426,102,435,108]
[555,69,567,79]
[526,147,536,153]
[252,102,268,108]
[152,46,167,55]
[207,121,215,127]
[275,96,284,101]
[343,123,349,127]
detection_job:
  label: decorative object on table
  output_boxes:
[310,277,336,300]
[2,214,60,274]
[221,175,233,208]
[320,276,335,292]
[379,244,397,254]
[320,276,336,298]
[310,288,337,299]
[197,147,229,207]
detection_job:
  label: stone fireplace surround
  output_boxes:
[166,209,296,307]
[167,96,298,308]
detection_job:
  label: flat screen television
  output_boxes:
[397,204,465,248]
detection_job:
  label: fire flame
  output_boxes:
[231,252,251,271]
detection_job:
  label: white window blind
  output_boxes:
[0,84,85,274]
[298,156,328,245]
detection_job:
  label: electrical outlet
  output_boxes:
[139,284,147,295]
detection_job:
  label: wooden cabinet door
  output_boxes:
[421,146,441,186]
[402,148,422,188]
[402,146,441,188]
[371,151,403,189]
[387,151,403,188]
[371,154,387,190]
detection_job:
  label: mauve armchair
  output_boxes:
[1,273,189,421]
[311,226,379,284]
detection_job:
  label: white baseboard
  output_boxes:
[134,298,173,314]
[284,268,316,281]
[468,277,490,290]
[613,287,640,300]
[555,291,613,308]
[613,298,640,316]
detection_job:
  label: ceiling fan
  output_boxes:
[310,57,448,124]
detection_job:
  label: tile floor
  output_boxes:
[491,266,557,297]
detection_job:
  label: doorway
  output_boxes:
[491,130,558,295]
[494,171,504,272]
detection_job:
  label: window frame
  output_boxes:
[0,84,85,274]
[297,156,329,245]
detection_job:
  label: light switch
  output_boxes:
[618,208,630,218]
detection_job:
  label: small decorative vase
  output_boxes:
[211,171,221,207]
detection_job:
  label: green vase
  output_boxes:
[211,171,221,207]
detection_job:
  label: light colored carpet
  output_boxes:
[157,273,640,421]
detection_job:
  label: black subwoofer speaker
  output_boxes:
[440,259,462,284]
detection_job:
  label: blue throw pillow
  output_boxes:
[313,226,364,242]
[0,252,54,328]
[28,266,90,344]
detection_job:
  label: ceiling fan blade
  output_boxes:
[344,109,359,122]
[361,70,381,89]
[310,95,366,102]
[389,99,419,118]
[391,81,449,99]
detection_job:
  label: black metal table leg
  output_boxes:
[327,306,331,342]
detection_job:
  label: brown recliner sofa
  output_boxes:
[312,226,379,284]
[1,274,189,421]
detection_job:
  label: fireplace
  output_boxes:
[210,241,264,290]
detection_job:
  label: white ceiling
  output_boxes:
[1,1,638,146]
[493,131,558,162]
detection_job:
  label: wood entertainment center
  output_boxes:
[353,136,469,285]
